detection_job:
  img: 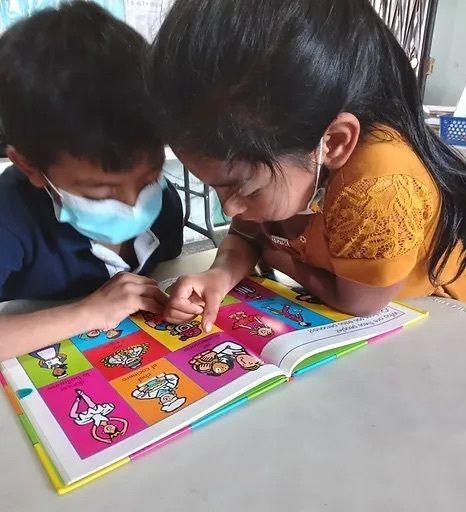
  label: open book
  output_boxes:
[0,277,426,493]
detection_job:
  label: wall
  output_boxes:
[0,1,174,41]
[0,1,125,31]
[424,0,466,105]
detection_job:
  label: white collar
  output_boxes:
[90,230,160,277]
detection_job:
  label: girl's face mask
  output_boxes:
[43,175,166,244]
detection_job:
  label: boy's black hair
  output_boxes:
[0,0,159,172]
[150,0,466,285]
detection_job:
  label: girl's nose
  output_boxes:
[222,196,247,217]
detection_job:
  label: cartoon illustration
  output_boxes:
[141,311,176,331]
[266,304,312,327]
[233,283,262,300]
[228,311,274,337]
[290,286,324,305]
[168,320,202,341]
[69,389,128,444]
[80,328,122,341]
[29,344,68,379]
[189,341,262,376]
[101,344,149,370]
[131,373,187,412]
[141,312,202,342]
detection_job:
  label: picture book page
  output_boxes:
[200,278,348,359]
[1,276,425,484]
[222,277,427,375]
[2,355,280,484]
[1,282,295,483]
[260,303,426,375]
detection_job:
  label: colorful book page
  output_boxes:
[110,358,207,425]
[39,369,146,459]
[5,276,399,471]
[131,312,221,351]
[71,318,140,351]
[18,341,92,388]
[166,332,264,393]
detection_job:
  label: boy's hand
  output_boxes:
[164,269,231,331]
[78,272,168,331]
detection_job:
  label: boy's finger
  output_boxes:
[114,272,163,289]
[167,297,204,316]
[171,278,196,300]
[202,294,222,332]
[166,305,202,322]
[114,271,148,284]
[127,282,169,305]
[137,298,164,315]
[147,286,169,305]
[163,309,198,324]
[189,294,206,307]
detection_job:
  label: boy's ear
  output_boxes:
[322,113,361,170]
[6,146,48,188]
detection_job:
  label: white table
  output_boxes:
[1,250,466,511]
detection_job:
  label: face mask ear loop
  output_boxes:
[41,172,63,200]
[318,137,325,167]
[314,137,324,188]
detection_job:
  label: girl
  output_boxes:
[69,389,128,444]
[150,0,466,325]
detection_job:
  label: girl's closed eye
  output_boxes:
[238,177,268,200]
[244,188,261,199]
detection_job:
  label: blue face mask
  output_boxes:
[44,176,166,244]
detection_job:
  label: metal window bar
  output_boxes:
[369,0,439,94]
[175,167,221,247]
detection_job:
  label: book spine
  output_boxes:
[293,355,337,377]
[368,327,403,344]
[1,370,132,495]
[130,377,288,462]
[1,371,67,493]
[130,425,192,461]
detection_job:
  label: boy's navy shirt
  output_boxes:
[0,166,183,301]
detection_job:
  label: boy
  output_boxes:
[0,1,184,360]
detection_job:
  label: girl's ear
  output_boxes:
[6,146,48,188]
[322,113,361,170]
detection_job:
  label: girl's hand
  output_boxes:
[77,272,168,331]
[164,269,232,331]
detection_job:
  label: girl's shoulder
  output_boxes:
[331,126,438,191]
[325,126,440,213]
[323,127,440,266]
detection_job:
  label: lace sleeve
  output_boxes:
[325,175,434,260]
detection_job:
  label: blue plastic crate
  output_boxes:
[440,114,466,147]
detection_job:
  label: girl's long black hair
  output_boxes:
[149,0,466,284]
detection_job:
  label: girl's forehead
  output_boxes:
[175,148,258,187]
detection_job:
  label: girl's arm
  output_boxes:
[164,221,261,328]
[262,246,404,316]
[208,217,264,290]
[209,232,260,290]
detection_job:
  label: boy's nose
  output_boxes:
[115,187,139,206]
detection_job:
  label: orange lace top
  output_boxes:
[268,129,466,300]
